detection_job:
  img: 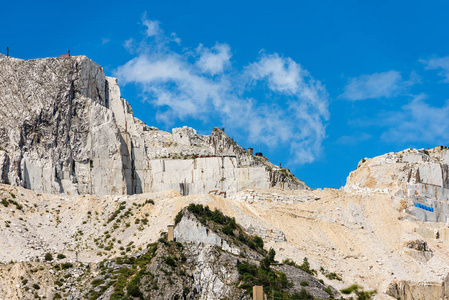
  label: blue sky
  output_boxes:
[3,0,449,188]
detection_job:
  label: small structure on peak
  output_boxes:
[60,50,70,57]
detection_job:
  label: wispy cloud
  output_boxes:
[380,94,449,144]
[340,70,410,101]
[115,16,329,164]
[101,37,111,45]
[123,38,136,53]
[421,56,449,82]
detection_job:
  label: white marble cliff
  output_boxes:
[0,55,307,196]
[346,146,449,222]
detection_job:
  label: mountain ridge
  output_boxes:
[0,55,307,196]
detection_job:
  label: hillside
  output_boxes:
[2,54,449,300]
[0,194,338,299]
[1,178,449,299]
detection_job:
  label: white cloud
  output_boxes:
[115,16,329,164]
[123,38,136,53]
[101,37,110,45]
[247,53,329,117]
[340,70,404,101]
[421,56,449,82]
[380,94,449,144]
[143,19,161,37]
[170,32,181,45]
[196,43,231,75]
[246,54,303,94]
[117,53,226,121]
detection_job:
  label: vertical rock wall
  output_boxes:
[0,55,308,196]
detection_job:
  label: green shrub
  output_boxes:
[222,225,234,236]
[165,256,176,268]
[53,293,62,299]
[300,281,309,286]
[126,270,143,298]
[340,284,376,300]
[299,257,316,275]
[32,283,40,290]
[174,210,184,225]
[54,280,63,287]
[91,279,105,287]
[325,272,342,281]
[268,248,276,263]
[9,199,22,210]
[290,289,313,299]
[253,236,264,248]
[238,233,247,243]
[341,284,360,294]
[44,252,53,261]
[57,254,66,259]
[61,263,73,269]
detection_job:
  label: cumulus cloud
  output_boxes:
[196,43,231,75]
[117,53,227,122]
[115,16,329,164]
[247,54,303,94]
[380,94,449,144]
[421,56,449,82]
[340,70,405,101]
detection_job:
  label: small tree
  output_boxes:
[268,248,276,263]
[253,236,264,249]
[299,257,316,275]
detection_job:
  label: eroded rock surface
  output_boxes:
[0,56,307,196]
[346,146,449,222]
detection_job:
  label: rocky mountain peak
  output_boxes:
[0,55,307,196]
[346,146,449,222]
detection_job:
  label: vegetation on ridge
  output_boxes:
[186,203,266,253]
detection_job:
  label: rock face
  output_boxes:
[174,212,242,255]
[387,274,449,300]
[346,146,449,222]
[0,55,307,196]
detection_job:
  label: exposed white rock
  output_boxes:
[0,56,307,196]
[174,213,240,255]
[346,146,449,222]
